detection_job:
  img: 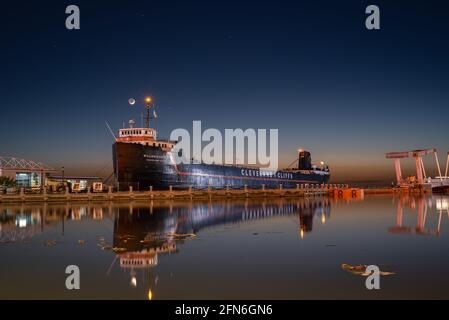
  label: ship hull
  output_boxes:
[113,143,330,190]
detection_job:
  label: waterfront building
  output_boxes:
[0,156,55,189]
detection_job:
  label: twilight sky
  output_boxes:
[2,0,449,184]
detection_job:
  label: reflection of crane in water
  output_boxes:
[388,196,448,236]
[111,198,332,298]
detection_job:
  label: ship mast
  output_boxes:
[144,97,152,128]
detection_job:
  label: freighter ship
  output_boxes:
[113,98,330,190]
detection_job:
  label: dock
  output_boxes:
[0,184,362,204]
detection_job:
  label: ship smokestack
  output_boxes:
[298,150,312,170]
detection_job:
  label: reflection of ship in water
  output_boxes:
[114,206,178,278]
[389,195,449,236]
[114,199,331,249]
[1,199,331,298]
[113,198,331,289]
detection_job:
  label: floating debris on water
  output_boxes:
[118,234,136,239]
[43,240,57,247]
[341,264,395,276]
[167,233,197,240]
[95,235,114,250]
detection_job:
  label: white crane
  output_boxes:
[386,149,449,190]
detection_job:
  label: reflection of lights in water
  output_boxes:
[17,218,27,228]
[148,289,153,300]
[436,198,448,211]
[300,229,304,239]
[321,214,326,224]
[131,276,137,287]
[92,207,103,220]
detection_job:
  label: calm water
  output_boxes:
[1,195,448,300]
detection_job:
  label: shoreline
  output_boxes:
[0,185,437,204]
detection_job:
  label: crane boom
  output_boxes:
[386,148,436,159]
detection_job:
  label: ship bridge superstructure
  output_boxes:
[116,98,175,150]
